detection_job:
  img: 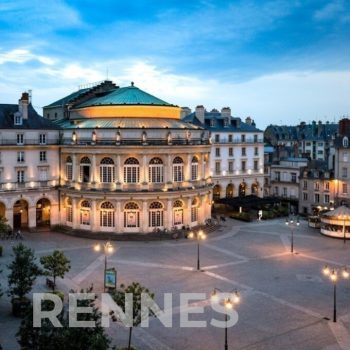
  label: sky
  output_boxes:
[0,0,350,128]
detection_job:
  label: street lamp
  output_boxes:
[94,241,114,291]
[322,265,349,322]
[188,229,207,271]
[285,217,300,253]
[211,288,240,350]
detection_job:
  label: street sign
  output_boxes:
[104,268,117,290]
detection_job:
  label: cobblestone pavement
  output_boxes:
[1,218,350,349]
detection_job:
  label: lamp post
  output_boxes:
[188,229,206,271]
[211,288,240,350]
[285,217,300,253]
[94,241,114,291]
[322,265,349,322]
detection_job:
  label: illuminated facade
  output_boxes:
[46,81,212,233]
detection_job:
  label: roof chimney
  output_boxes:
[181,107,192,119]
[19,92,29,119]
[245,116,252,125]
[195,105,205,124]
[221,107,231,118]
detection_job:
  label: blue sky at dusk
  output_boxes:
[1,0,350,127]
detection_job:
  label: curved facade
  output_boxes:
[55,82,212,233]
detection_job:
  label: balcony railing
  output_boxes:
[0,180,56,191]
[213,138,264,144]
[0,139,59,146]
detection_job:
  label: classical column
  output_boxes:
[142,201,148,233]
[165,155,171,184]
[91,154,97,184]
[5,208,13,230]
[186,197,192,227]
[166,199,172,230]
[202,154,206,180]
[91,200,98,232]
[141,155,147,184]
[186,154,191,182]
[28,205,36,230]
[72,197,79,229]
[73,154,79,182]
[116,201,122,233]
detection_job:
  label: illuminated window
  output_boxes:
[173,157,184,182]
[124,202,140,228]
[191,198,199,222]
[80,200,91,225]
[149,202,163,227]
[100,201,115,227]
[191,156,199,181]
[124,158,139,183]
[149,158,164,183]
[66,156,73,181]
[173,200,184,225]
[100,157,115,183]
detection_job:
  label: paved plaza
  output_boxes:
[2,218,350,349]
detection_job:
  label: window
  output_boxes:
[17,170,25,183]
[274,186,279,196]
[254,160,258,171]
[191,198,199,222]
[100,157,115,183]
[241,135,246,142]
[303,180,308,190]
[66,156,73,181]
[229,147,233,157]
[173,157,184,182]
[344,153,348,162]
[275,171,281,181]
[14,114,22,125]
[215,134,220,143]
[241,147,246,156]
[241,160,246,172]
[39,151,47,162]
[342,167,348,178]
[317,150,323,155]
[228,161,234,173]
[254,147,258,156]
[16,133,24,145]
[17,151,25,163]
[343,183,348,194]
[149,202,163,227]
[318,142,323,147]
[39,134,46,145]
[224,118,229,127]
[191,156,198,181]
[54,112,58,119]
[173,200,183,225]
[303,192,308,200]
[124,202,140,228]
[314,194,320,203]
[314,182,320,191]
[149,157,164,183]
[325,182,330,191]
[283,187,287,197]
[324,194,330,203]
[66,198,73,223]
[80,200,91,225]
[343,137,349,148]
[124,157,140,183]
[215,161,221,175]
[80,157,91,183]
[100,202,115,227]
[254,134,258,143]
[39,168,48,181]
[215,148,220,157]
[228,135,233,142]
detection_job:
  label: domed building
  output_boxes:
[44,81,212,234]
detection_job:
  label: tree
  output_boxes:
[7,243,41,300]
[110,282,155,350]
[40,250,71,291]
[17,286,111,350]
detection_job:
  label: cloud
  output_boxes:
[0,48,56,65]
[314,0,345,21]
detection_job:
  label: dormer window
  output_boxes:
[343,136,349,148]
[224,118,229,127]
[14,113,22,126]
[210,119,215,127]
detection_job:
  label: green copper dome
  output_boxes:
[76,83,175,108]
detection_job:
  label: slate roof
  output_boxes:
[54,117,202,130]
[44,88,90,108]
[0,103,59,129]
[183,111,262,132]
[75,84,175,108]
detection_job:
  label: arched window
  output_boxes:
[173,157,184,182]
[100,157,115,183]
[80,157,91,183]
[100,201,115,227]
[149,201,164,227]
[124,202,140,228]
[226,184,234,198]
[66,197,73,223]
[239,182,247,197]
[191,198,199,223]
[124,158,140,183]
[149,157,164,183]
[66,156,73,181]
[343,137,349,148]
[191,156,199,181]
[80,200,91,225]
[173,200,184,225]
[213,185,221,200]
[251,183,259,196]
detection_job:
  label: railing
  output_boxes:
[62,138,210,146]
[0,139,59,146]
[213,138,264,144]
[0,180,56,191]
